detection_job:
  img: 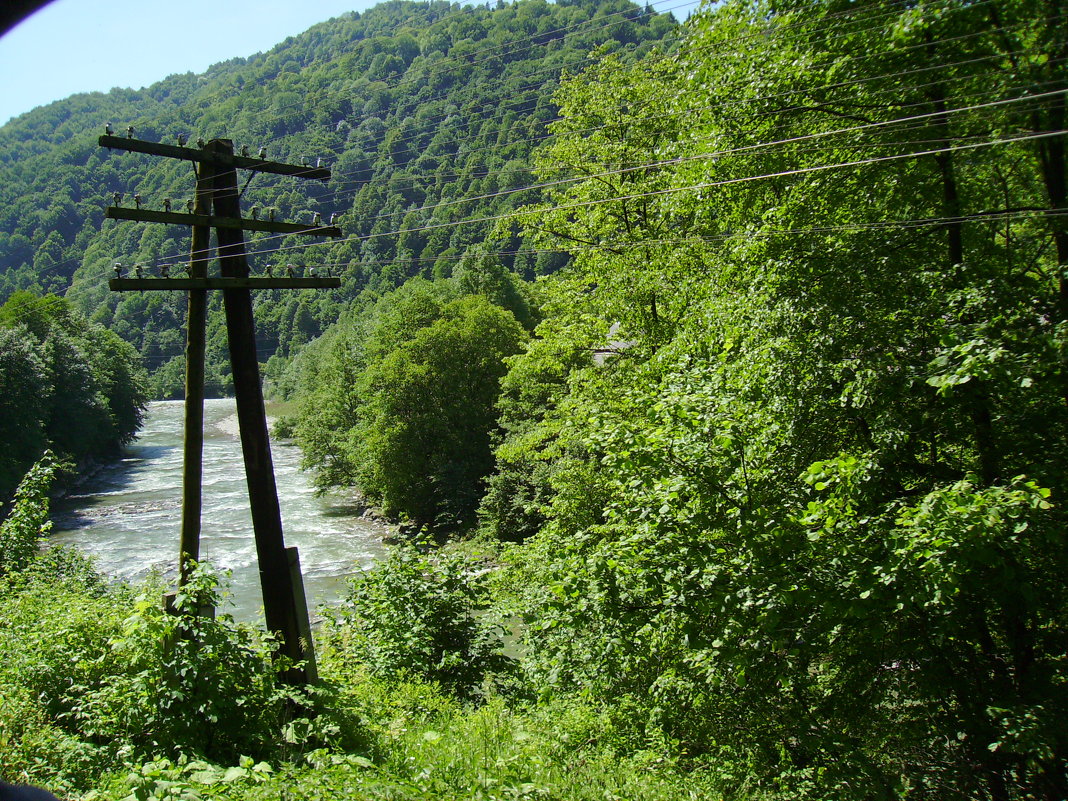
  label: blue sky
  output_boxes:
[0,0,381,125]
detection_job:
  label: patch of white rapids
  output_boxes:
[52,399,387,620]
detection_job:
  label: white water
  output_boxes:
[52,399,387,620]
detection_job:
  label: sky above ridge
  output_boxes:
[0,0,382,125]
[0,0,700,127]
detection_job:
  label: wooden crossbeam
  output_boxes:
[110,277,341,291]
[105,207,343,237]
[98,135,331,180]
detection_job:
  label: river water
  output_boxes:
[52,399,388,620]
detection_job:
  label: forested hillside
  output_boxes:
[0,0,676,396]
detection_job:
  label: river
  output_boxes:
[52,399,388,620]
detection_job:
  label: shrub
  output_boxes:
[75,564,285,765]
[0,528,126,793]
[320,543,511,700]
[0,452,56,576]
[0,686,108,796]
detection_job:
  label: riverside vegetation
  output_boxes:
[2,0,1068,798]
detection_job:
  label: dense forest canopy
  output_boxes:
[0,0,677,397]
[1,0,1067,798]
[473,0,1068,796]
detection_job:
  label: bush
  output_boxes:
[75,564,286,765]
[0,540,127,792]
[0,686,108,796]
[320,543,512,700]
[0,556,294,794]
[0,451,56,576]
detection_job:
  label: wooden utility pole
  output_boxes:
[179,164,212,587]
[99,134,340,685]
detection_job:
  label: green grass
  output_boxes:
[90,677,720,801]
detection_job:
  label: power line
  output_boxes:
[124,70,1067,277]
[325,88,1068,228]
[199,34,1067,215]
[279,128,1068,255]
[243,65,1061,222]
[235,0,1033,180]
[131,204,1068,300]
[153,0,1036,210]
[238,0,1000,163]
[122,124,1062,275]
[352,207,1068,264]
[0,293,73,329]
[80,0,1061,266]
[17,2,1064,298]
[10,207,1061,331]
[151,94,1066,270]
[227,0,689,146]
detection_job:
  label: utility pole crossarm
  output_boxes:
[98,135,332,180]
[105,207,343,237]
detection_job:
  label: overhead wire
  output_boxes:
[225,0,1025,182]
[313,19,1068,199]
[223,0,691,146]
[234,0,999,163]
[22,0,1059,378]
[122,38,1065,269]
[147,0,997,209]
[63,1,1068,295]
[9,204,1057,340]
[127,117,1068,276]
[212,64,1062,211]
[141,205,1068,282]
[346,128,1068,242]
[0,293,75,329]
[93,0,1059,254]
[120,122,1064,278]
[318,87,1068,228]
[348,207,1068,269]
[134,85,1066,273]
[195,23,1067,216]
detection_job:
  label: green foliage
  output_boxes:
[282,690,717,801]
[475,0,1068,797]
[0,551,286,794]
[76,564,286,765]
[0,327,49,496]
[0,551,128,793]
[0,292,147,503]
[114,677,716,801]
[114,754,275,801]
[0,686,108,797]
[451,247,535,330]
[479,326,591,543]
[294,280,526,527]
[0,452,56,576]
[360,295,527,525]
[9,0,1068,798]
[320,542,511,700]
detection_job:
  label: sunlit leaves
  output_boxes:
[490,0,1068,796]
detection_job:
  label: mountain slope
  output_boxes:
[0,0,678,395]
